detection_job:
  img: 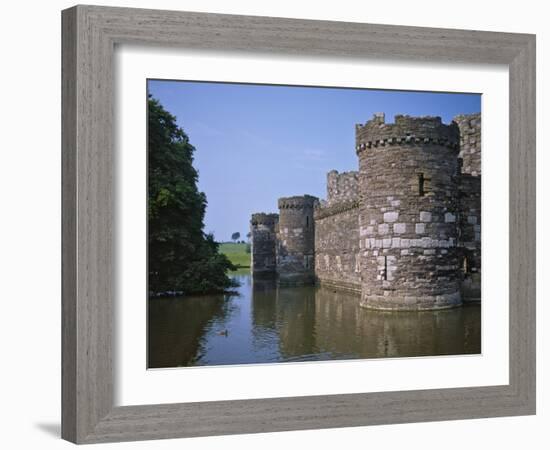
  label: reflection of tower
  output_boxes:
[276,195,318,285]
[251,276,278,330]
[250,213,278,275]
[356,113,461,310]
[275,285,317,358]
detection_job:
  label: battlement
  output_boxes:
[278,195,319,210]
[326,170,359,206]
[314,199,359,220]
[251,213,279,227]
[356,113,459,153]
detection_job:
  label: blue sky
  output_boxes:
[148,80,480,242]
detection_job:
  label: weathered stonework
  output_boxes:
[356,114,462,310]
[454,113,481,301]
[276,195,318,285]
[250,213,279,275]
[454,113,481,176]
[326,170,359,206]
[250,113,481,310]
[458,174,481,301]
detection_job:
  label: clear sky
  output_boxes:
[148,80,480,242]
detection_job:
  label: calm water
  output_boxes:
[148,273,481,368]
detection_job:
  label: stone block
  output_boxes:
[419,211,432,222]
[383,211,399,222]
[421,237,432,248]
[378,223,389,234]
[444,212,456,223]
[394,223,406,234]
[415,223,425,234]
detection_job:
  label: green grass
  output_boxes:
[219,242,251,269]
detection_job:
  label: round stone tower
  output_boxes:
[276,195,318,285]
[250,213,279,276]
[356,113,461,310]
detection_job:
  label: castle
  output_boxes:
[250,113,481,311]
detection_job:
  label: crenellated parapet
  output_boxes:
[251,213,279,227]
[355,113,460,153]
[314,199,359,220]
[278,195,319,210]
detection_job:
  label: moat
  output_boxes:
[148,273,481,368]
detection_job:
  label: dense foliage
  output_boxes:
[148,96,237,295]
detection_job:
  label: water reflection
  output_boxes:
[148,273,480,368]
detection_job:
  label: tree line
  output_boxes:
[148,96,237,295]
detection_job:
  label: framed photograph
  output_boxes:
[62,5,535,444]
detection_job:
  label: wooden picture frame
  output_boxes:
[62,5,536,444]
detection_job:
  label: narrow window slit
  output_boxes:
[418,173,425,196]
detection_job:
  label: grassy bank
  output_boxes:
[219,242,250,269]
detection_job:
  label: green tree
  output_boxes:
[231,232,241,243]
[148,96,237,295]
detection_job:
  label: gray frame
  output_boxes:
[62,4,536,444]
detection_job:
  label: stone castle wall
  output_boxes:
[454,113,481,301]
[356,114,462,310]
[326,170,359,206]
[314,202,361,292]
[314,170,361,291]
[250,112,481,311]
[458,174,481,301]
[276,195,318,284]
[454,113,481,176]
[250,213,279,275]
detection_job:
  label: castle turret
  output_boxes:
[356,114,462,310]
[276,195,318,285]
[250,213,279,276]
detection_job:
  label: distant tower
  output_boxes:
[276,195,318,284]
[250,213,279,276]
[356,113,462,310]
